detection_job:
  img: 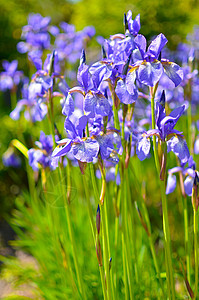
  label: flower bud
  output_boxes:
[109,257,112,271]
[96,204,101,234]
[192,171,199,211]
[96,239,102,266]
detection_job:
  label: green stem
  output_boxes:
[122,235,129,300]
[160,180,175,300]
[83,173,107,300]
[120,169,134,300]
[89,163,99,202]
[184,196,191,284]
[101,204,112,300]
[125,169,138,284]
[114,182,121,297]
[83,174,95,239]
[140,183,165,298]
[149,235,165,298]
[100,266,108,300]
[150,89,175,299]
[104,194,116,300]
[60,167,86,300]
[194,209,198,300]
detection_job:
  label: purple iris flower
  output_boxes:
[55,23,95,64]
[131,34,183,87]
[166,156,196,196]
[89,39,127,87]
[10,75,50,122]
[90,12,141,88]
[126,11,140,36]
[52,116,99,163]
[89,118,120,161]
[29,50,60,75]
[136,92,189,163]
[63,51,111,119]
[17,13,52,55]
[28,131,54,171]
[2,149,21,168]
[115,56,138,104]
[0,60,23,91]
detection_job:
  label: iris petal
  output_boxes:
[163,62,183,87]
[136,136,151,161]
[138,61,163,87]
[166,173,176,194]
[72,138,99,162]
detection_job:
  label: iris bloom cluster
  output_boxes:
[1,11,193,186]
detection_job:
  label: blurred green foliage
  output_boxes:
[1,0,199,65]
[72,0,199,48]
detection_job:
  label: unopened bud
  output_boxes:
[96,239,103,266]
[109,257,112,271]
[80,49,86,65]
[124,13,128,33]
[159,90,165,108]
[96,204,101,234]
[192,171,199,211]
[49,50,56,76]
[102,46,107,59]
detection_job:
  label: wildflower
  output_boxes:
[2,149,21,168]
[63,50,111,119]
[0,60,23,91]
[28,131,54,171]
[166,156,196,195]
[52,116,99,163]
[136,91,189,164]
[131,33,183,87]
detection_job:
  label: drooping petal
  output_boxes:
[62,93,74,117]
[52,139,72,158]
[138,61,163,87]
[163,62,183,87]
[10,99,28,120]
[147,33,168,59]
[166,173,177,194]
[126,69,138,99]
[95,93,111,117]
[184,176,194,196]
[115,78,137,104]
[84,91,111,118]
[84,91,96,118]
[96,134,115,160]
[167,136,190,164]
[72,138,99,162]
[194,137,199,154]
[136,136,151,161]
